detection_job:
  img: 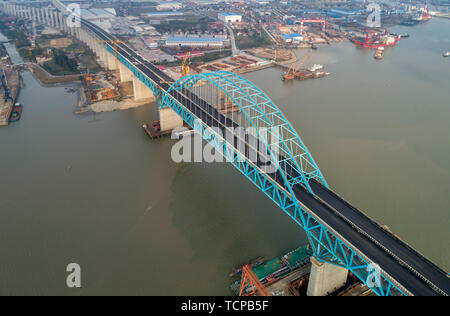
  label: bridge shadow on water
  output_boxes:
[168,158,309,295]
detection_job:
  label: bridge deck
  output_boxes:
[81,19,450,296]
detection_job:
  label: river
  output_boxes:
[0,18,448,295]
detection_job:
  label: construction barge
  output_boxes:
[230,245,313,296]
[143,121,194,140]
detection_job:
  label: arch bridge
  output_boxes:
[1,0,449,296]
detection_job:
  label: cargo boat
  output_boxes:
[9,103,22,122]
[230,245,312,295]
[374,47,384,60]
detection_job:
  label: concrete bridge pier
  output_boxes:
[159,107,184,132]
[104,49,117,71]
[44,8,50,26]
[32,7,37,22]
[307,257,349,296]
[119,63,133,83]
[133,77,155,102]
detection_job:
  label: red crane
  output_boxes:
[239,264,270,296]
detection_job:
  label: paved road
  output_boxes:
[81,20,450,296]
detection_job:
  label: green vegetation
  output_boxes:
[42,49,77,75]
[236,29,272,50]
[159,49,232,67]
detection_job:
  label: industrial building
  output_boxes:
[156,2,183,11]
[218,12,242,23]
[146,11,184,18]
[281,33,303,43]
[165,37,223,47]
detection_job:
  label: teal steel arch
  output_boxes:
[161,71,409,296]
[163,71,328,194]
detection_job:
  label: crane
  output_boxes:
[181,52,191,77]
[239,264,270,296]
[282,49,311,82]
[89,38,124,83]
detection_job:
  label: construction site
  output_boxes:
[230,245,372,297]
[0,46,20,127]
[277,49,330,82]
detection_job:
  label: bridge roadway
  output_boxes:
[81,20,450,296]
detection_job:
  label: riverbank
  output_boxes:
[0,45,21,126]
[75,96,155,114]
[27,63,81,85]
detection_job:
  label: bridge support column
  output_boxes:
[95,44,109,69]
[119,63,133,82]
[159,107,183,132]
[105,50,116,71]
[45,8,50,26]
[32,7,37,22]
[133,77,155,102]
[307,257,348,296]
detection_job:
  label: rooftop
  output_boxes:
[219,12,241,17]
[166,37,223,43]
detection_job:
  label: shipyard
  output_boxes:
[0,0,449,299]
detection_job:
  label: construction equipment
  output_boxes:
[89,37,124,83]
[181,52,190,77]
[282,49,311,82]
[239,264,270,296]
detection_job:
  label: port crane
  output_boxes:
[282,49,311,82]
[239,264,270,296]
[299,18,328,36]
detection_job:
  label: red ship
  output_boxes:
[353,30,401,49]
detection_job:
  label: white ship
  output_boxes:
[308,64,324,72]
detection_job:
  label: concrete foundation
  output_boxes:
[159,107,183,132]
[307,257,348,296]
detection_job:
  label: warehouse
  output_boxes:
[165,37,223,47]
[218,12,242,23]
[156,2,183,11]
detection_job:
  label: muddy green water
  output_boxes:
[0,18,449,295]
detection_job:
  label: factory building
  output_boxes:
[156,2,183,11]
[165,37,223,48]
[218,12,242,23]
[281,33,303,43]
